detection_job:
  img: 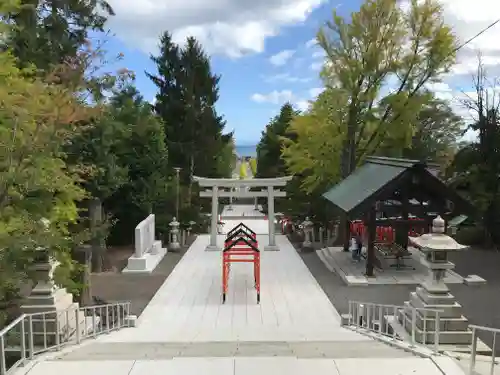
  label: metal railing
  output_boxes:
[468,324,499,375]
[0,302,131,375]
[346,301,443,352]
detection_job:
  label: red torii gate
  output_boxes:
[222,223,260,304]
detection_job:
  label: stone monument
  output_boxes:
[123,214,166,273]
[396,216,473,347]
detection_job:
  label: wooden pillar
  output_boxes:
[365,205,377,277]
[343,216,350,251]
[395,190,409,250]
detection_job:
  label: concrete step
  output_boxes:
[56,340,415,361]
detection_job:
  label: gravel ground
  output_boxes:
[90,236,195,316]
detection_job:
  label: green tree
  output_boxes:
[147,32,232,213]
[104,86,173,245]
[0,49,97,322]
[256,102,298,178]
[4,0,115,70]
[65,107,129,272]
[282,89,346,193]
[401,97,463,168]
[317,0,458,178]
[449,58,500,247]
[239,162,248,179]
[249,158,257,176]
[215,136,236,178]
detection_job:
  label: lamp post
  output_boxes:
[174,167,181,220]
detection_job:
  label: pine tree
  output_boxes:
[256,102,298,178]
[147,33,232,207]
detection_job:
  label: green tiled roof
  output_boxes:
[322,161,406,214]
[322,156,477,219]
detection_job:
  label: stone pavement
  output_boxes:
[221,204,265,221]
[23,357,457,375]
[91,233,362,342]
[16,207,471,375]
[317,246,464,285]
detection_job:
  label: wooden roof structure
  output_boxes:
[322,156,477,220]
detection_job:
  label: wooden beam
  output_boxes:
[199,190,287,198]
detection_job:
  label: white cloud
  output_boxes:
[251,90,293,104]
[312,50,324,58]
[295,100,311,111]
[399,0,500,76]
[264,73,311,83]
[305,38,317,48]
[106,0,327,57]
[269,49,295,66]
[309,87,323,97]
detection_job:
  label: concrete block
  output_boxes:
[124,315,138,327]
[463,274,487,285]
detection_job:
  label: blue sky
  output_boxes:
[101,0,500,145]
[100,0,356,145]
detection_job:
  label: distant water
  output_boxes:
[235,145,257,158]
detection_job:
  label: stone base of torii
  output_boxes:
[192,176,293,251]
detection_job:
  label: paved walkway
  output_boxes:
[26,357,454,375]
[93,233,362,342]
[19,206,468,375]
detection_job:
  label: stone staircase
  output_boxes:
[54,340,414,361]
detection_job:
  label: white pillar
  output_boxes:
[206,186,219,251]
[265,186,279,251]
[254,197,258,210]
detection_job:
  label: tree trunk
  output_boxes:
[337,137,353,250]
[79,244,92,306]
[89,198,105,273]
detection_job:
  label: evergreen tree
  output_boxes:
[104,86,173,245]
[147,32,232,209]
[256,102,297,178]
[4,0,114,70]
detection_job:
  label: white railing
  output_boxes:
[0,302,131,375]
[468,324,499,375]
[346,301,443,352]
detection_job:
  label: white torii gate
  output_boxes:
[193,176,293,251]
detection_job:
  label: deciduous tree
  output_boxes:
[317,0,458,178]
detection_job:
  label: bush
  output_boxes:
[249,158,257,176]
[239,162,247,179]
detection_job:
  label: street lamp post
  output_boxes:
[174,167,181,220]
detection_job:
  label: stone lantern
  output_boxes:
[301,217,314,250]
[22,218,85,346]
[169,217,181,251]
[187,220,196,238]
[397,215,472,346]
